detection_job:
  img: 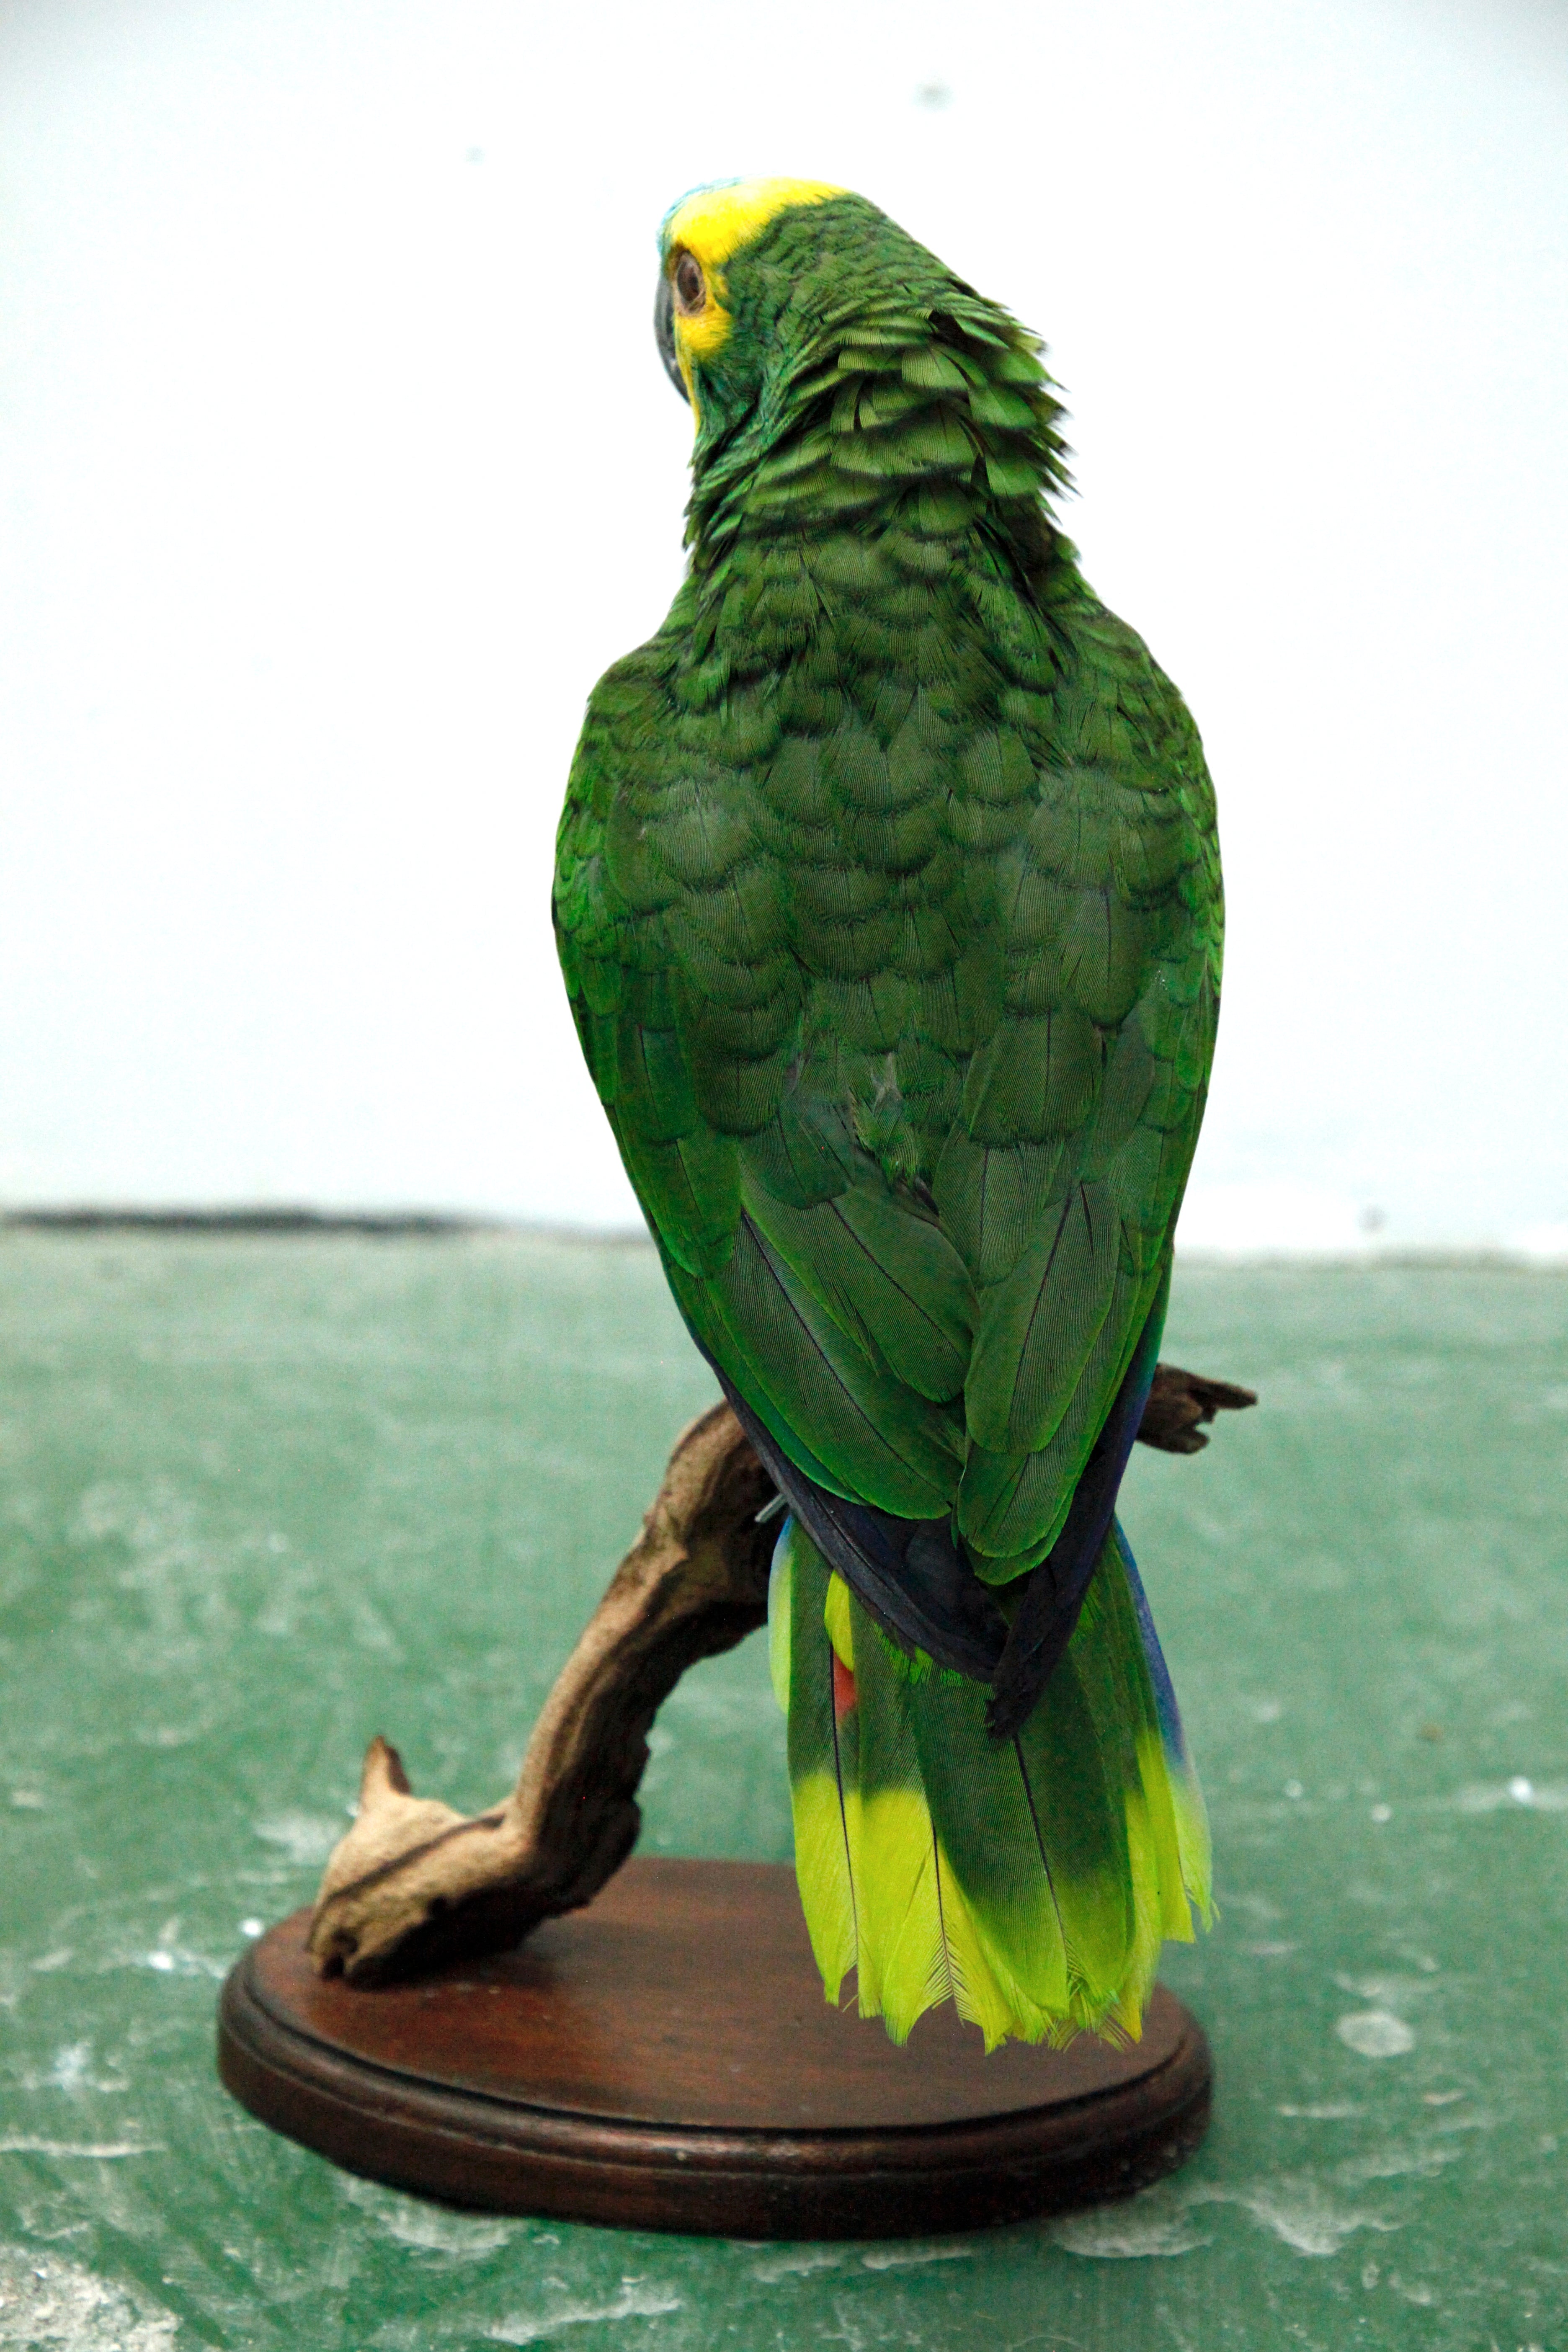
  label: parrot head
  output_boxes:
[654,177,845,417]
[651,178,1068,550]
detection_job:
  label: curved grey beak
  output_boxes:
[654,274,688,401]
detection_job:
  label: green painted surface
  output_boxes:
[0,1232,1564,2349]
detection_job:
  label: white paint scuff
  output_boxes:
[0,2244,180,2350]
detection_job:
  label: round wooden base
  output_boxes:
[218,1857,1211,2239]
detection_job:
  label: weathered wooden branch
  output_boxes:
[308,1366,1255,1983]
[1139,1363,1259,1455]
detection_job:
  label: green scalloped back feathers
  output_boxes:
[554,184,1222,1586]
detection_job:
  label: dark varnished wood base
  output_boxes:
[218,1858,1211,2239]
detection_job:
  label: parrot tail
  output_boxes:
[770,1515,1211,2050]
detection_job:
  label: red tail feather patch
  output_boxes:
[833,1653,857,1723]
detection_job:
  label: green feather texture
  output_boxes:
[555,187,1222,2041]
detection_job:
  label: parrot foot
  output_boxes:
[306,1403,777,1983]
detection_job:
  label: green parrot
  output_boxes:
[554,178,1219,2048]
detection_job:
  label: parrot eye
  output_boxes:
[672,251,707,316]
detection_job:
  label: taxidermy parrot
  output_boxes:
[554,179,1219,2048]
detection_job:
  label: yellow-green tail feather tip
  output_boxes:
[781,1520,1214,2051]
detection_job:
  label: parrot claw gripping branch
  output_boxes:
[311,181,1251,2049]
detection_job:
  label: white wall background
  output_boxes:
[0,0,1563,1250]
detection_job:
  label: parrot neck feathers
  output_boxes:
[686,317,1068,567]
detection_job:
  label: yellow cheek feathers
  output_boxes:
[675,292,732,374]
[672,326,704,426]
[663,176,844,422]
